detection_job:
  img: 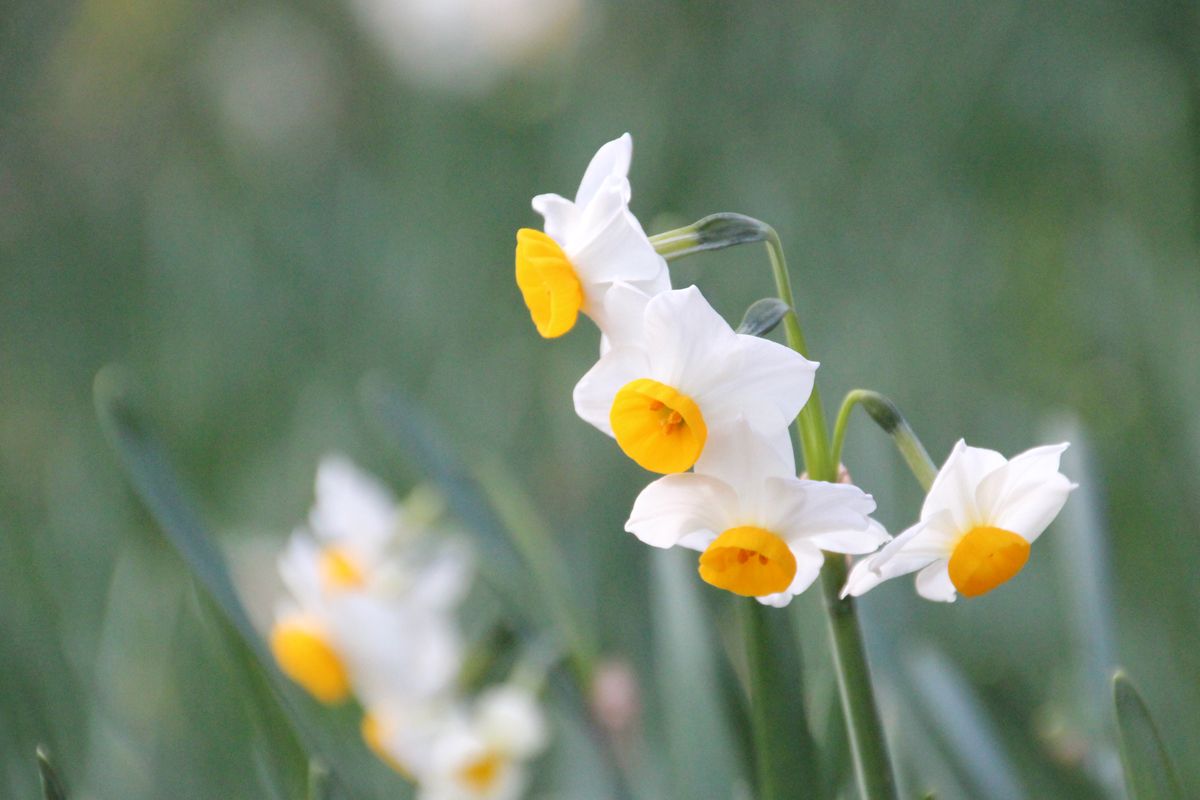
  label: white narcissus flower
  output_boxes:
[414,684,548,800]
[573,286,817,474]
[515,133,669,339]
[625,421,889,605]
[268,456,471,705]
[842,440,1076,602]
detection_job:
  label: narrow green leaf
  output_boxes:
[736,298,790,337]
[650,549,741,797]
[360,375,536,621]
[36,746,67,800]
[93,366,400,800]
[902,648,1025,800]
[740,600,821,800]
[1113,671,1184,800]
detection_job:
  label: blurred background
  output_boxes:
[2,0,1199,797]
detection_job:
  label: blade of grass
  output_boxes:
[93,366,398,799]
[36,747,67,800]
[1113,671,1184,800]
[650,549,741,797]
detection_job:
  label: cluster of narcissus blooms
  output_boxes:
[268,458,547,799]
[516,133,1075,604]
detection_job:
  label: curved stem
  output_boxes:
[831,390,938,492]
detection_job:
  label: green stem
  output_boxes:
[760,234,897,800]
[831,390,938,492]
[653,214,899,800]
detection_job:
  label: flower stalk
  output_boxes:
[653,214,899,800]
[831,390,938,492]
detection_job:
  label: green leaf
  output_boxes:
[740,600,821,800]
[360,375,535,620]
[1113,671,1184,800]
[36,746,67,800]
[650,549,742,797]
[736,298,790,337]
[93,366,404,800]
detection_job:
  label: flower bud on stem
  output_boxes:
[831,390,938,492]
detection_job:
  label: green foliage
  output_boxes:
[1113,672,1184,800]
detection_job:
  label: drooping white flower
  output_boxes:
[842,440,1076,602]
[625,421,889,605]
[413,684,548,800]
[573,286,817,474]
[515,133,669,339]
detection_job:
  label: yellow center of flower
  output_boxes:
[610,378,707,473]
[515,228,584,338]
[947,525,1031,597]
[361,714,414,779]
[269,620,350,704]
[319,546,365,591]
[459,750,504,793]
[698,526,796,596]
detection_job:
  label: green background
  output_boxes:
[2,0,1198,797]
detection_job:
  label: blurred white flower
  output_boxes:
[843,440,1076,602]
[267,456,471,705]
[626,421,888,605]
[414,684,548,800]
[573,286,816,474]
[348,0,585,94]
[516,133,669,339]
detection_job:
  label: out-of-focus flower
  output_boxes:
[267,457,470,704]
[842,441,1076,602]
[573,286,816,474]
[414,685,548,800]
[516,133,669,339]
[626,421,888,605]
[347,0,586,95]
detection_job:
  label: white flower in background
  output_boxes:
[347,0,586,95]
[415,685,548,800]
[842,440,1076,602]
[289,456,472,603]
[573,286,817,474]
[626,421,889,605]
[267,457,471,705]
[516,133,670,339]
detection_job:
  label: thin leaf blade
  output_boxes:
[1113,671,1184,800]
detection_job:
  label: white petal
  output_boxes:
[571,198,668,289]
[693,417,796,492]
[783,541,825,596]
[641,286,740,390]
[840,518,950,597]
[914,561,958,602]
[477,685,547,758]
[808,518,891,555]
[530,192,576,244]
[592,281,652,350]
[574,133,632,208]
[765,478,879,545]
[625,474,738,548]
[277,531,323,604]
[699,333,817,436]
[572,346,652,436]
[309,456,398,549]
[921,440,1007,528]
[976,443,1076,542]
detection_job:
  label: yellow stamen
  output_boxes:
[269,620,349,704]
[610,378,707,473]
[947,525,1031,597]
[515,228,584,338]
[361,714,413,779]
[698,526,796,596]
[459,750,504,793]
[319,546,365,591]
